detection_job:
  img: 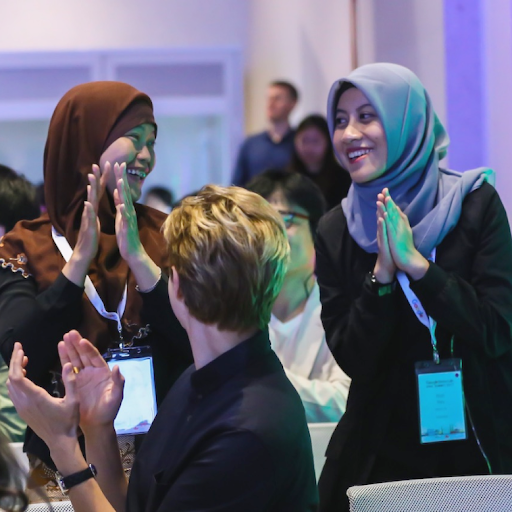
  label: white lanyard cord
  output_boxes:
[396,249,439,363]
[51,227,127,339]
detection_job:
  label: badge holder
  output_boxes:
[415,358,467,444]
[104,345,157,435]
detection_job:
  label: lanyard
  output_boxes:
[396,249,439,363]
[51,227,127,340]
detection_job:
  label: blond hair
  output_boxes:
[163,185,290,331]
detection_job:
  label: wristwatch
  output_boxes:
[56,464,97,494]
[367,272,396,296]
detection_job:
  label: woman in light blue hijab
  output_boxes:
[315,63,512,512]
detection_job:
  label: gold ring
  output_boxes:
[73,366,81,374]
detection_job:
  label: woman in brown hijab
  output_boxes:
[0,82,191,497]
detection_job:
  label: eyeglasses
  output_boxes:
[278,210,310,229]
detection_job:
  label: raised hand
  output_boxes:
[113,162,144,263]
[382,188,429,280]
[7,342,79,447]
[113,162,162,291]
[58,330,124,433]
[63,163,111,286]
[374,191,396,283]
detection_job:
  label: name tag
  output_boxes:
[105,346,157,435]
[415,359,467,444]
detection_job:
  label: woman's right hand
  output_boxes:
[7,342,80,449]
[373,190,396,283]
[63,164,110,286]
[58,330,125,432]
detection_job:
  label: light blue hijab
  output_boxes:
[326,63,494,256]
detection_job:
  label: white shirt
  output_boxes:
[269,282,351,422]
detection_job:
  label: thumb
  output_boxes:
[112,365,125,390]
[61,362,78,405]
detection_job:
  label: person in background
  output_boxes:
[8,185,318,512]
[232,80,298,186]
[142,185,174,214]
[0,165,40,443]
[0,165,40,238]
[316,63,512,512]
[288,114,351,210]
[0,82,192,501]
[247,170,350,422]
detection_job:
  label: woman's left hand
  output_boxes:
[113,162,162,291]
[382,188,429,280]
[113,162,144,263]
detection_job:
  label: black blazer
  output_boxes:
[315,183,512,507]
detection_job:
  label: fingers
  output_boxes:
[58,341,72,369]
[8,342,25,382]
[98,162,110,193]
[77,338,108,369]
[62,335,84,372]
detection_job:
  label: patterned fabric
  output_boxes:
[26,435,136,504]
[347,475,512,512]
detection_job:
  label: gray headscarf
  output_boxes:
[326,63,494,256]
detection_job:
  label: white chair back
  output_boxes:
[8,441,29,475]
[307,422,336,480]
[27,501,74,511]
[348,474,512,512]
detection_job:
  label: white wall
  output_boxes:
[356,0,447,128]
[481,0,512,217]
[245,0,352,133]
[0,0,353,152]
[0,1,249,51]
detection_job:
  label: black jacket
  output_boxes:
[0,272,192,466]
[315,183,512,510]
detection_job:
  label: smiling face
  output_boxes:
[100,122,156,202]
[333,87,387,184]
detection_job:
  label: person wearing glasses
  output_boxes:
[247,169,350,423]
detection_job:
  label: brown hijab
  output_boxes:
[0,81,169,352]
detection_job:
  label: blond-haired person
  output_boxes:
[8,184,318,512]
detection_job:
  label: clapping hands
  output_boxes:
[7,331,125,450]
[375,188,429,281]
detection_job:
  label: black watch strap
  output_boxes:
[57,464,97,494]
[367,272,396,296]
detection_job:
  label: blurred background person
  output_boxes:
[288,114,351,210]
[0,164,40,443]
[142,185,174,214]
[232,80,298,186]
[0,165,40,238]
[247,169,350,422]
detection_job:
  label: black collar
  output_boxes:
[190,330,272,395]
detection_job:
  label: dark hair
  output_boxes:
[0,432,28,511]
[246,169,326,240]
[144,186,174,207]
[290,114,335,172]
[269,80,299,102]
[0,165,40,233]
